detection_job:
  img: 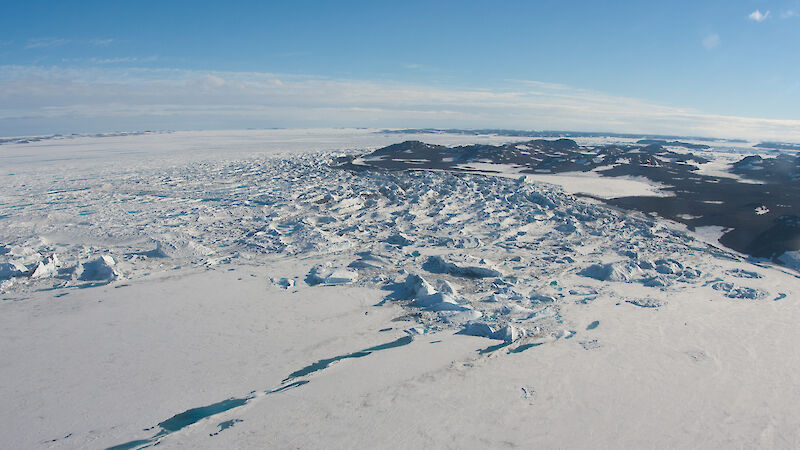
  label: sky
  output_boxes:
[1,0,799,140]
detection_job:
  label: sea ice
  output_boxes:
[306,265,358,285]
[414,292,468,310]
[778,251,800,272]
[0,261,28,280]
[578,261,640,282]
[712,281,766,299]
[272,277,295,289]
[142,238,215,259]
[2,130,799,449]
[31,255,59,279]
[422,255,502,278]
[75,255,118,282]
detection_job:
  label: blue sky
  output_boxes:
[1,0,799,139]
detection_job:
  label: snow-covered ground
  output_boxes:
[1,129,798,448]
[456,162,674,199]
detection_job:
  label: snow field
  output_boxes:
[1,130,798,448]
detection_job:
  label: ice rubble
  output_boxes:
[711,281,766,300]
[0,151,777,344]
[779,251,800,272]
[306,265,358,285]
[460,322,523,342]
[578,262,641,282]
[0,261,28,279]
[31,254,59,279]
[577,258,701,286]
[76,255,119,282]
[422,255,502,278]
[271,277,295,289]
[140,238,215,259]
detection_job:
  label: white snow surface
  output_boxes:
[692,225,732,246]
[458,162,674,198]
[1,129,799,448]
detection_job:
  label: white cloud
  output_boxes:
[90,56,158,64]
[25,38,68,49]
[702,33,720,50]
[24,37,114,49]
[203,74,226,88]
[1,65,799,141]
[88,38,114,47]
[780,10,799,19]
[749,10,771,22]
[60,56,160,65]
